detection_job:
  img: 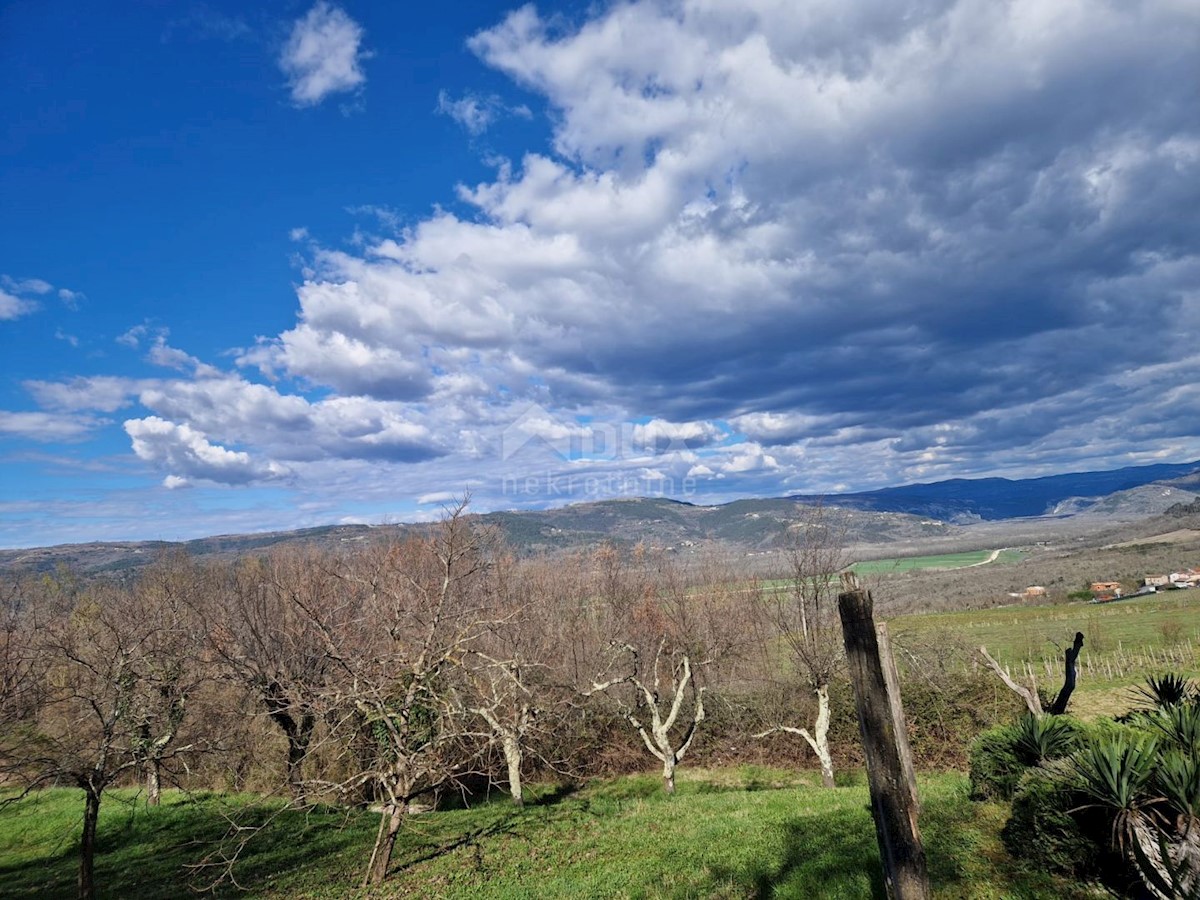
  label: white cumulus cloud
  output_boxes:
[124,416,289,486]
[17,0,1200,523]
[280,2,369,107]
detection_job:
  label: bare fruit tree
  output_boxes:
[0,572,202,900]
[458,551,568,808]
[978,631,1084,716]
[589,638,705,793]
[129,555,208,806]
[462,650,538,806]
[584,546,718,794]
[304,499,497,887]
[755,503,849,788]
[207,548,337,802]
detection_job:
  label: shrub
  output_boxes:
[991,693,1200,898]
[969,714,1083,802]
[968,723,1022,801]
[902,669,1012,769]
[1002,760,1106,880]
[1157,618,1186,646]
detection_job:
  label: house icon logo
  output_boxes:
[500,405,619,462]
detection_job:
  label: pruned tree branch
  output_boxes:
[979,645,1042,715]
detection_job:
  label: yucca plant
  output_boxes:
[1153,749,1200,899]
[1012,713,1079,767]
[1073,734,1200,899]
[1149,703,1200,757]
[1134,674,1199,712]
[1070,733,1160,854]
[1155,750,1200,822]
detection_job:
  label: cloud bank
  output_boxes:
[14,0,1200,518]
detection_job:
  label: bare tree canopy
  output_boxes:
[0,562,205,900]
[754,504,850,788]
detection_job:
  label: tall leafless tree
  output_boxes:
[583,545,726,794]
[206,549,337,802]
[457,551,568,807]
[0,572,45,733]
[301,499,498,887]
[129,555,207,805]
[755,504,849,788]
[589,639,705,793]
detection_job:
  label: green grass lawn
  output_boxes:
[0,770,1092,899]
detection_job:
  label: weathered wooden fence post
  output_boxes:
[876,621,919,814]
[838,586,930,900]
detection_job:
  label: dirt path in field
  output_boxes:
[962,548,1004,568]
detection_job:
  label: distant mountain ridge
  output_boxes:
[3,459,1198,574]
[788,460,1200,521]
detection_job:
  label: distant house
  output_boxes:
[1144,574,1171,587]
[1022,585,1047,598]
[1169,571,1199,588]
[1090,581,1123,596]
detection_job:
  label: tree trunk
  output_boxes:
[663,756,676,794]
[813,683,836,789]
[502,735,523,808]
[146,760,161,806]
[285,717,313,804]
[979,645,1042,715]
[79,786,101,900]
[1129,817,1200,900]
[266,694,314,804]
[362,802,403,887]
[1047,632,1084,716]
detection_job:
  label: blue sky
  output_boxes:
[2,0,1199,548]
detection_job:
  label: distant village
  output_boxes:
[1014,568,1200,603]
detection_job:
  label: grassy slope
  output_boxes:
[7,560,1191,898]
[890,591,1200,717]
[1,771,1090,900]
[890,591,1200,668]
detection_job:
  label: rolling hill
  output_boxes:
[3,458,1198,575]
